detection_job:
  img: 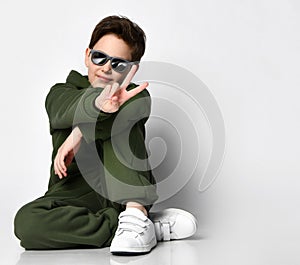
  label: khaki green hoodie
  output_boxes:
[45,70,158,207]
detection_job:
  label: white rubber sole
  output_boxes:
[110,237,157,255]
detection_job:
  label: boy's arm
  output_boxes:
[46,66,150,143]
[46,81,151,144]
[78,87,151,143]
[45,83,110,132]
[53,88,151,178]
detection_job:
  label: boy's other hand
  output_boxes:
[54,126,83,179]
[94,65,149,113]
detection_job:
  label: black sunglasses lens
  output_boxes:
[111,59,129,72]
[91,51,107,65]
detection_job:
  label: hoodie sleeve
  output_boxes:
[45,83,111,134]
[45,78,151,144]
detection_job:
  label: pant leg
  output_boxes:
[14,120,157,249]
[102,121,158,210]
[14,174,120,250]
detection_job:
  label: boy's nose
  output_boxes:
[101,60,112,73]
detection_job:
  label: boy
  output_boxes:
[14,15,197,255]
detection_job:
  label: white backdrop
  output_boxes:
[0,0,299,264]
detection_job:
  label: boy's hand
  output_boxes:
[54,126,83,179]
[94,65,149,113]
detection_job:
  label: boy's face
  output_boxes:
[85,33,133,88]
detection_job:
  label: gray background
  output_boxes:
[0,0,299,264]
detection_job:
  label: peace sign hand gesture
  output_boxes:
[94,65,148,113]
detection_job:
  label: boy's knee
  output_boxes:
[14,204,30,238]
[14,203,41,249]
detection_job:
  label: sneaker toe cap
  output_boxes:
[172,214,197,239]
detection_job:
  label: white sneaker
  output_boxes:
[110,208,157,255]
[149,208,198,241]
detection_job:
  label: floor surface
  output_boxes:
[3,231,300,265]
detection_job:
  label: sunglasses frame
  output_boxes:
[89,49,139,73]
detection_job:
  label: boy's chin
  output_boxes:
[92,79,117,88]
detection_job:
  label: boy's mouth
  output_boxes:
[97,75,113,83]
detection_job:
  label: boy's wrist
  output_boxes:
[73,126,83,138]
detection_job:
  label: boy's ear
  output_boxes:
[84,48,90,67]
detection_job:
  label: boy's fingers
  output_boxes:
[54,163,58,175]
[58,154,65,171]
[120,65,138,89]
[111,96,118,101]
[55,159,62,177]
[103,84,112,97]
[109,83,120,98]
[54,157,59,174]
[54,159,63,179]
[56,150,67,177]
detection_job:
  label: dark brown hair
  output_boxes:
[89,15,146,61]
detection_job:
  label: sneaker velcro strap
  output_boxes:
[162,222,171,241]
[118,222,146,234]
[119,211,148,221]
[119,216,148,228]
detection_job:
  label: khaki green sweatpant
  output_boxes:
[14,122,158,250]
[14,173,121,250]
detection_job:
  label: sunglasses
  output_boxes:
[89,49,139,73]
